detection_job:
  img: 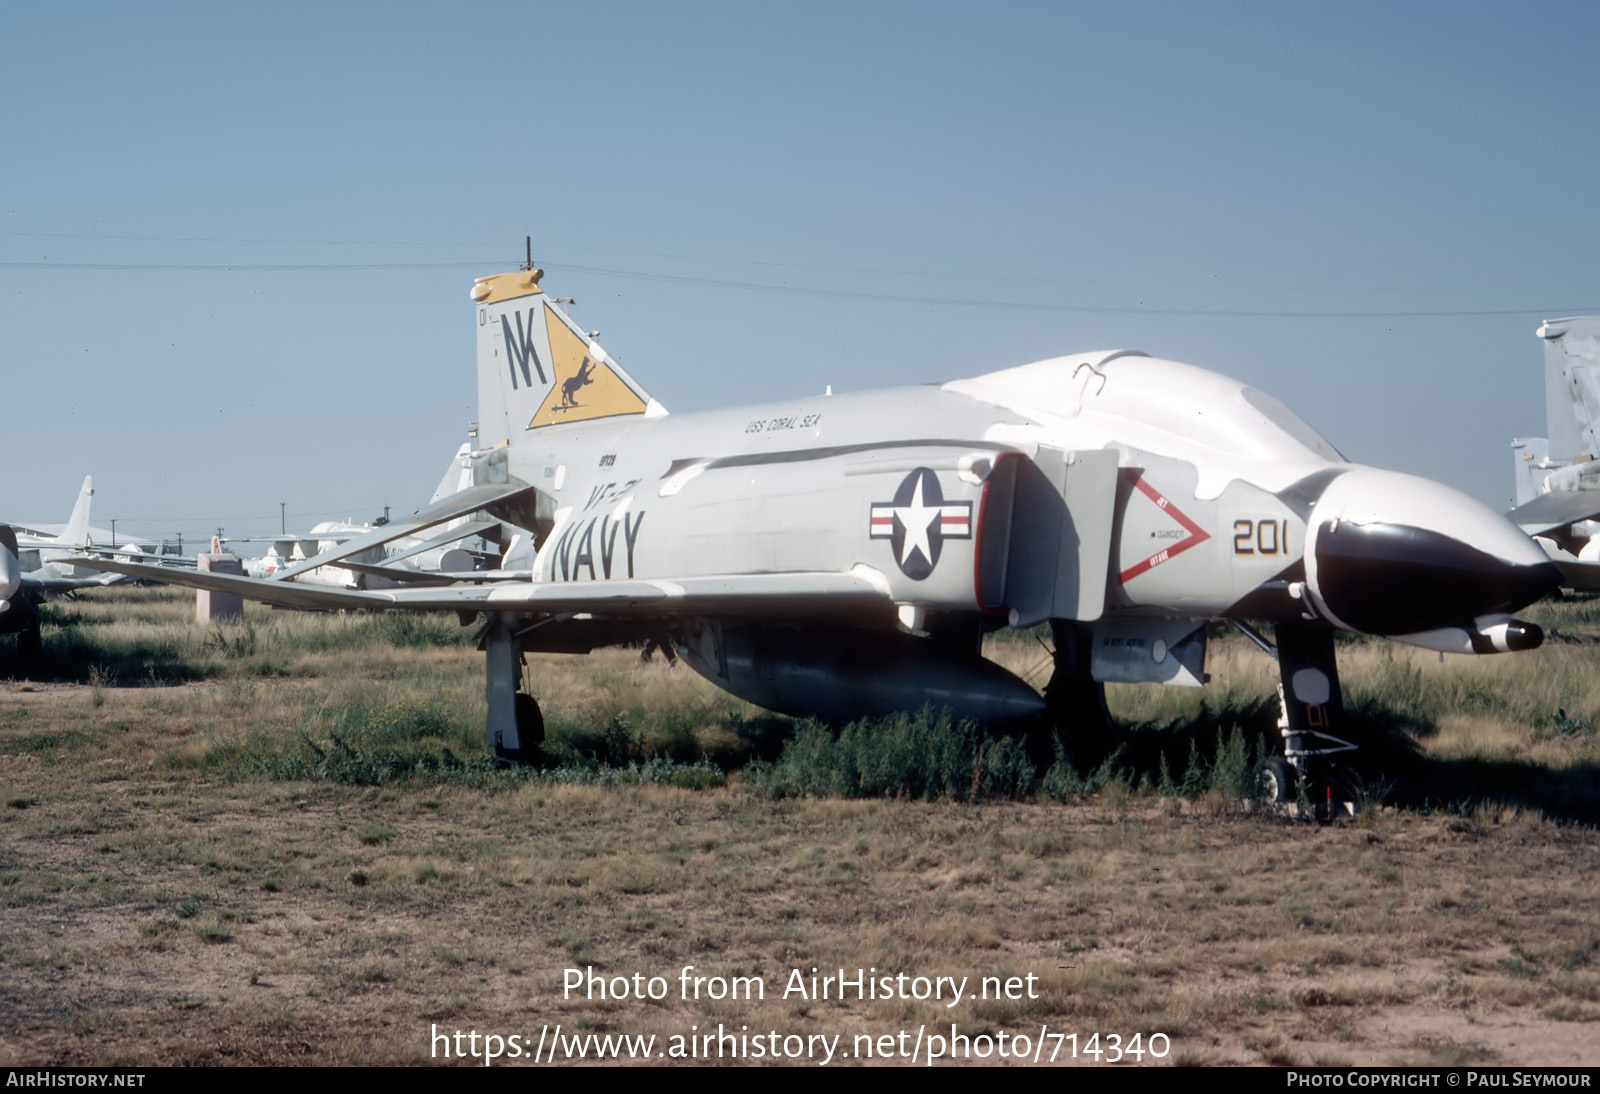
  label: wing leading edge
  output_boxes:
[1506,491,1600,536]
[73,556,895,620]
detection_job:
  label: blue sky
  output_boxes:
[4,2,1596,543]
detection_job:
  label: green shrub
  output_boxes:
[748,708,1036,802]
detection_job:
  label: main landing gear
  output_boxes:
[484,613,544,764]
[18,611,42,661]
[6,599,43,662]
[1037,619,1115,771]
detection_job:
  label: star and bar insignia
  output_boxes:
[870,467,972,580]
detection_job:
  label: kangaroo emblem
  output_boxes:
[558,357,597,410]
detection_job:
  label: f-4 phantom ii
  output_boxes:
[83,260,1561,798]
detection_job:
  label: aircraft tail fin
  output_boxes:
[1540,317,1600,463]
[429,443,474,505]
[471,269,664,446]
[1511,437,1550,508]
[61,476,94,548]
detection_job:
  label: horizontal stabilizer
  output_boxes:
[1506,491,1600,536]
[272,484,537,581]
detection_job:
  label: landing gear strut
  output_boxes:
[1038,619,1115,770]
[1271,622,1358,818]
[18,612,42,661]
[9,598,43,661]
[484,613,543,764]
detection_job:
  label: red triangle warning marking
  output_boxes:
[1117,475,1211,584]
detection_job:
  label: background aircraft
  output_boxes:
[0,525,102,658]
[13,476,96,577]
[10,476,149,591]
[2,478,163,658]
[222,443,505,585]
[83,262,1561,806]
[1509,317,1600,585]
[0,526,40,657]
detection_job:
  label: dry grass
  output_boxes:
[0,588,1596,1066]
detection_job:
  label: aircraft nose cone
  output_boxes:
[1310,520,1561,635]
[1304,469,1562,636]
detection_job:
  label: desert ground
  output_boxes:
[1,588,1596,1066]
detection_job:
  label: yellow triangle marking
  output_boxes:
[528,304,648,428]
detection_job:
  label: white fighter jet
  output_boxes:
[82,258,1560,799]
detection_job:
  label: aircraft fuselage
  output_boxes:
[500,350,1553,654]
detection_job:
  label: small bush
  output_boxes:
[748,708,1036,802]
[217,701,493,786]
[1208,726,1255,800]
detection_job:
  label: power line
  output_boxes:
[0,230,451,247]
[547,261,1598,319]
[0,259,492,271]
[1,257,1590,319]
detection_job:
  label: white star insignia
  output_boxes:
[895,476,939,567]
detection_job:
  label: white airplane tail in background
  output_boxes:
[1540,316,1600,465]
[61,476,94,548]
[1511,436,1551,508]
[470,267,664,446]
[429,443,474,505]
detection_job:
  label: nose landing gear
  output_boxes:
[1234,620,1359,819]
[1269,622,1359,819]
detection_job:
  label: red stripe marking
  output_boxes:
[1117,475,1211,584]
[973,456,1008,613]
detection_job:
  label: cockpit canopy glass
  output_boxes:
[1240,387,1346,462]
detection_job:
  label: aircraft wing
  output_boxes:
[378,520,500,566]
[21,572,120,593]
[1555,560,1600,592]
[1506,491,1600,536]
[272,484,536,581]
[73,556,895,619]
[323,560,525,586]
